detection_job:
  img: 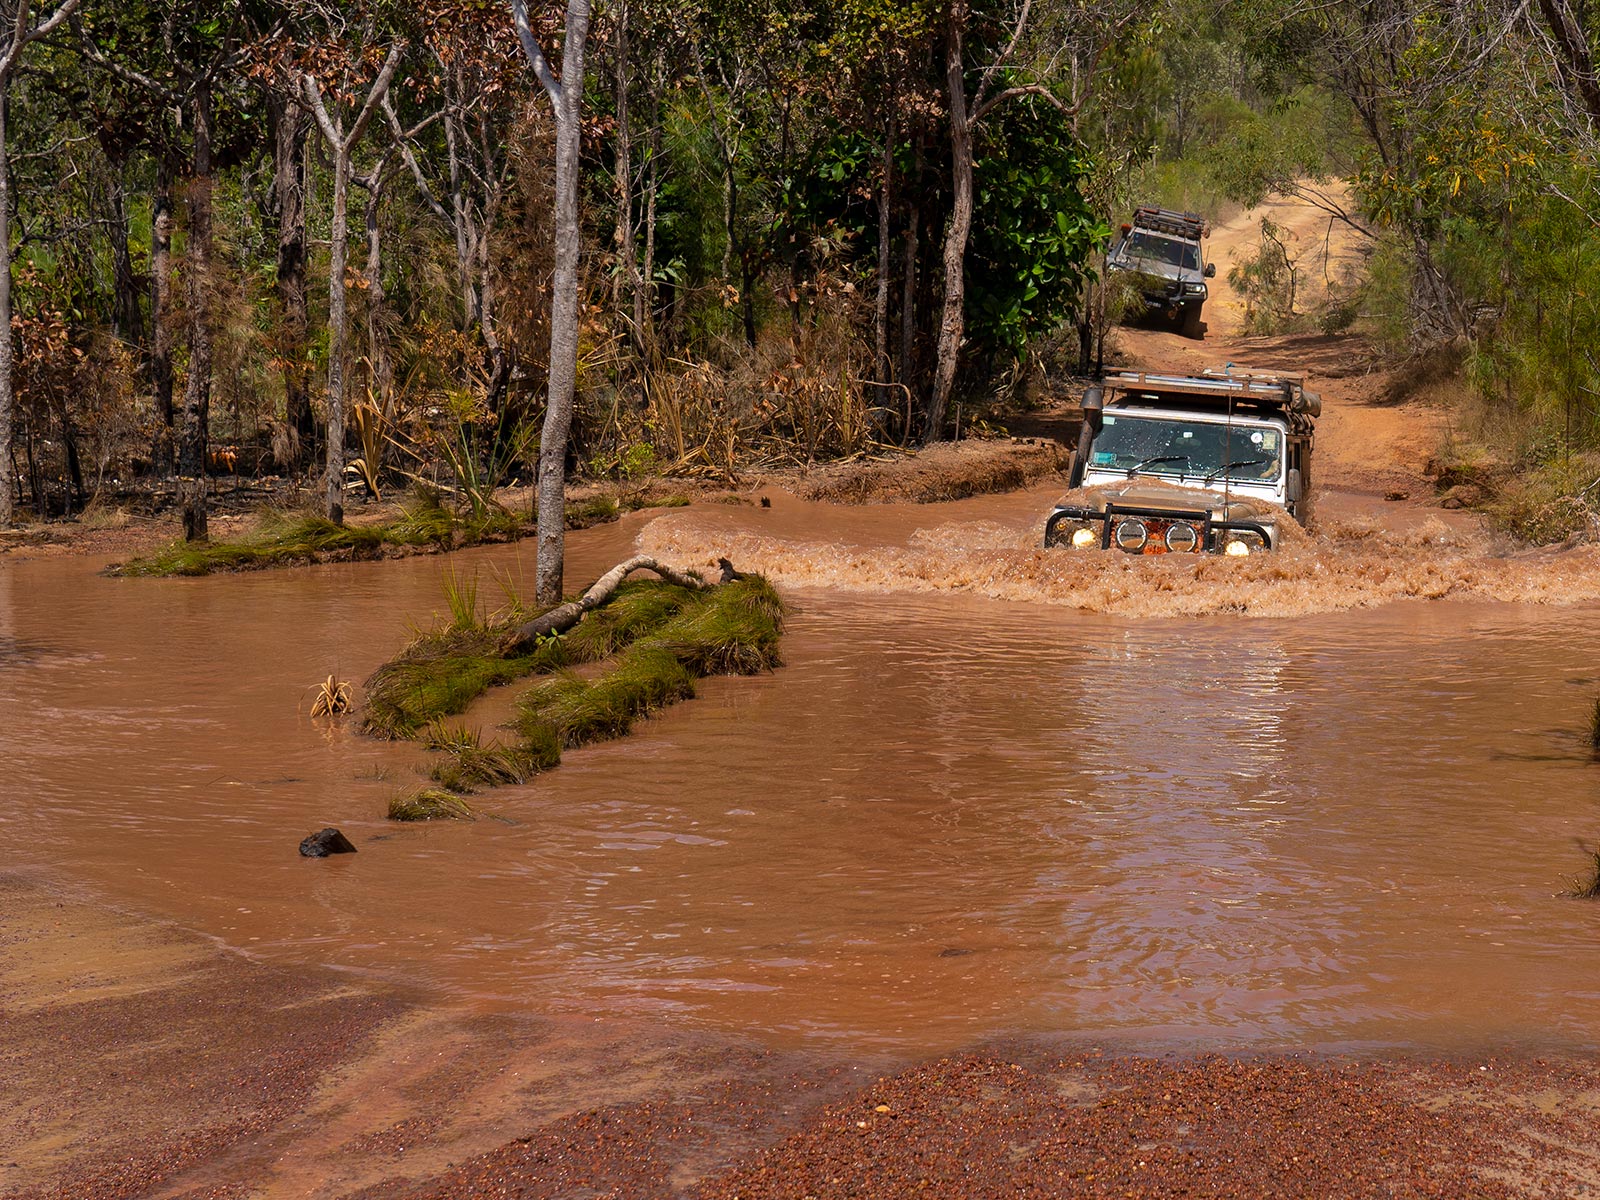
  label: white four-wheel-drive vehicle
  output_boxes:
[1045,368,1320,556]
[1105,207,1216,338]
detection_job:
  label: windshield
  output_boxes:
[1088,414,1283,482]
[1120,232,1200,271]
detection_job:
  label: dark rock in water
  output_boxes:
[939,947,975,958]
[718,557,746,584]
[299,827,357,857]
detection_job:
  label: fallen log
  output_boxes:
[501,555,713,655]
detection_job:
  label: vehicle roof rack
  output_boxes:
[1130,205,1208,239]
[1102,368,1320,419]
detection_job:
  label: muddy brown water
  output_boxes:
[2,489,1598,1057]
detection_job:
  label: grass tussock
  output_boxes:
[1588,695,1600,751]
[513,577,782,751]
[388,787,476,821]
[111,488,525,578]
[363,635,539,740]
[516,646,698,749]
[361,578,704,740]
[424,721,556,791]
[367,570,786,804]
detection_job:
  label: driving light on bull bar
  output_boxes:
[1224,539,1251,557]
[1114,519,1148,551]
[1070,527,1098,548]
[1164,522,1199,553]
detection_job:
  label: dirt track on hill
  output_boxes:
[1116,187,1449,511]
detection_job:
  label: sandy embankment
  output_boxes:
[6,873,1600,1199]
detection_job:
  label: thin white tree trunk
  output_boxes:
[515,0,593,606]
[302,44,405,525]
[928,7,973,445]
[324,145,351,522]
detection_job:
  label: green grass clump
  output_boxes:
[563,580,702,660]
[363,633,538,741]
[1588,695,1600,750]
[111,488,535,579]
[424,721,556,791]
[388,787,476,821]
[652,576,786,674]
[368,571,785,807]
[517,645,697,749]
[361,579,704,739]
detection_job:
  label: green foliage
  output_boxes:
[967,96,1108,358]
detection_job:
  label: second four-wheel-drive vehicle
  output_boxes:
[1105,206,1216,338]
[1045,367,1320,557]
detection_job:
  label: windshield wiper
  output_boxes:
[1202,458,1266,484]
[1125,454,1189,477]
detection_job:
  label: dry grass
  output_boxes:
[1564,842,1600,899]
[308,673,352,717]
[387,787,476,821]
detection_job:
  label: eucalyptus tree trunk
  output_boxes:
[639,58,664,356]
[302,44,405,525]
[873,120,894,410]
[150,162,175,474]
[927,6,973,445]
[272,91,312,467]
[178,78,214,542]
[362,173,392,405]
[107,164,140,342]
[514,0,593,606]
[0,89,14,527]
[0,86,15,526]
[612,0,638,332]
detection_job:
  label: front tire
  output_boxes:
[1180,304,1204,339]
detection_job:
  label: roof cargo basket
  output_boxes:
[1130,205,1208,239]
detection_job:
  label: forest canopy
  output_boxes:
[4,0,1600,539]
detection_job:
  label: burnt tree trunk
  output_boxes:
[272,90,313,468]
[178,78,214,542]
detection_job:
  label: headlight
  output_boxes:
[1114,519,1148,552]
[1224,539,1251,557]
[1186,282,1207,296]
[1165,522,1199,553]
[1071,527,1098,549]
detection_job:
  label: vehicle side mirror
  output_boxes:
[1287,468,1303,504]
[1204,263,1216,278]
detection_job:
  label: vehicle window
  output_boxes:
[1122,232,1200,271]
[1090,415,1282,481]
